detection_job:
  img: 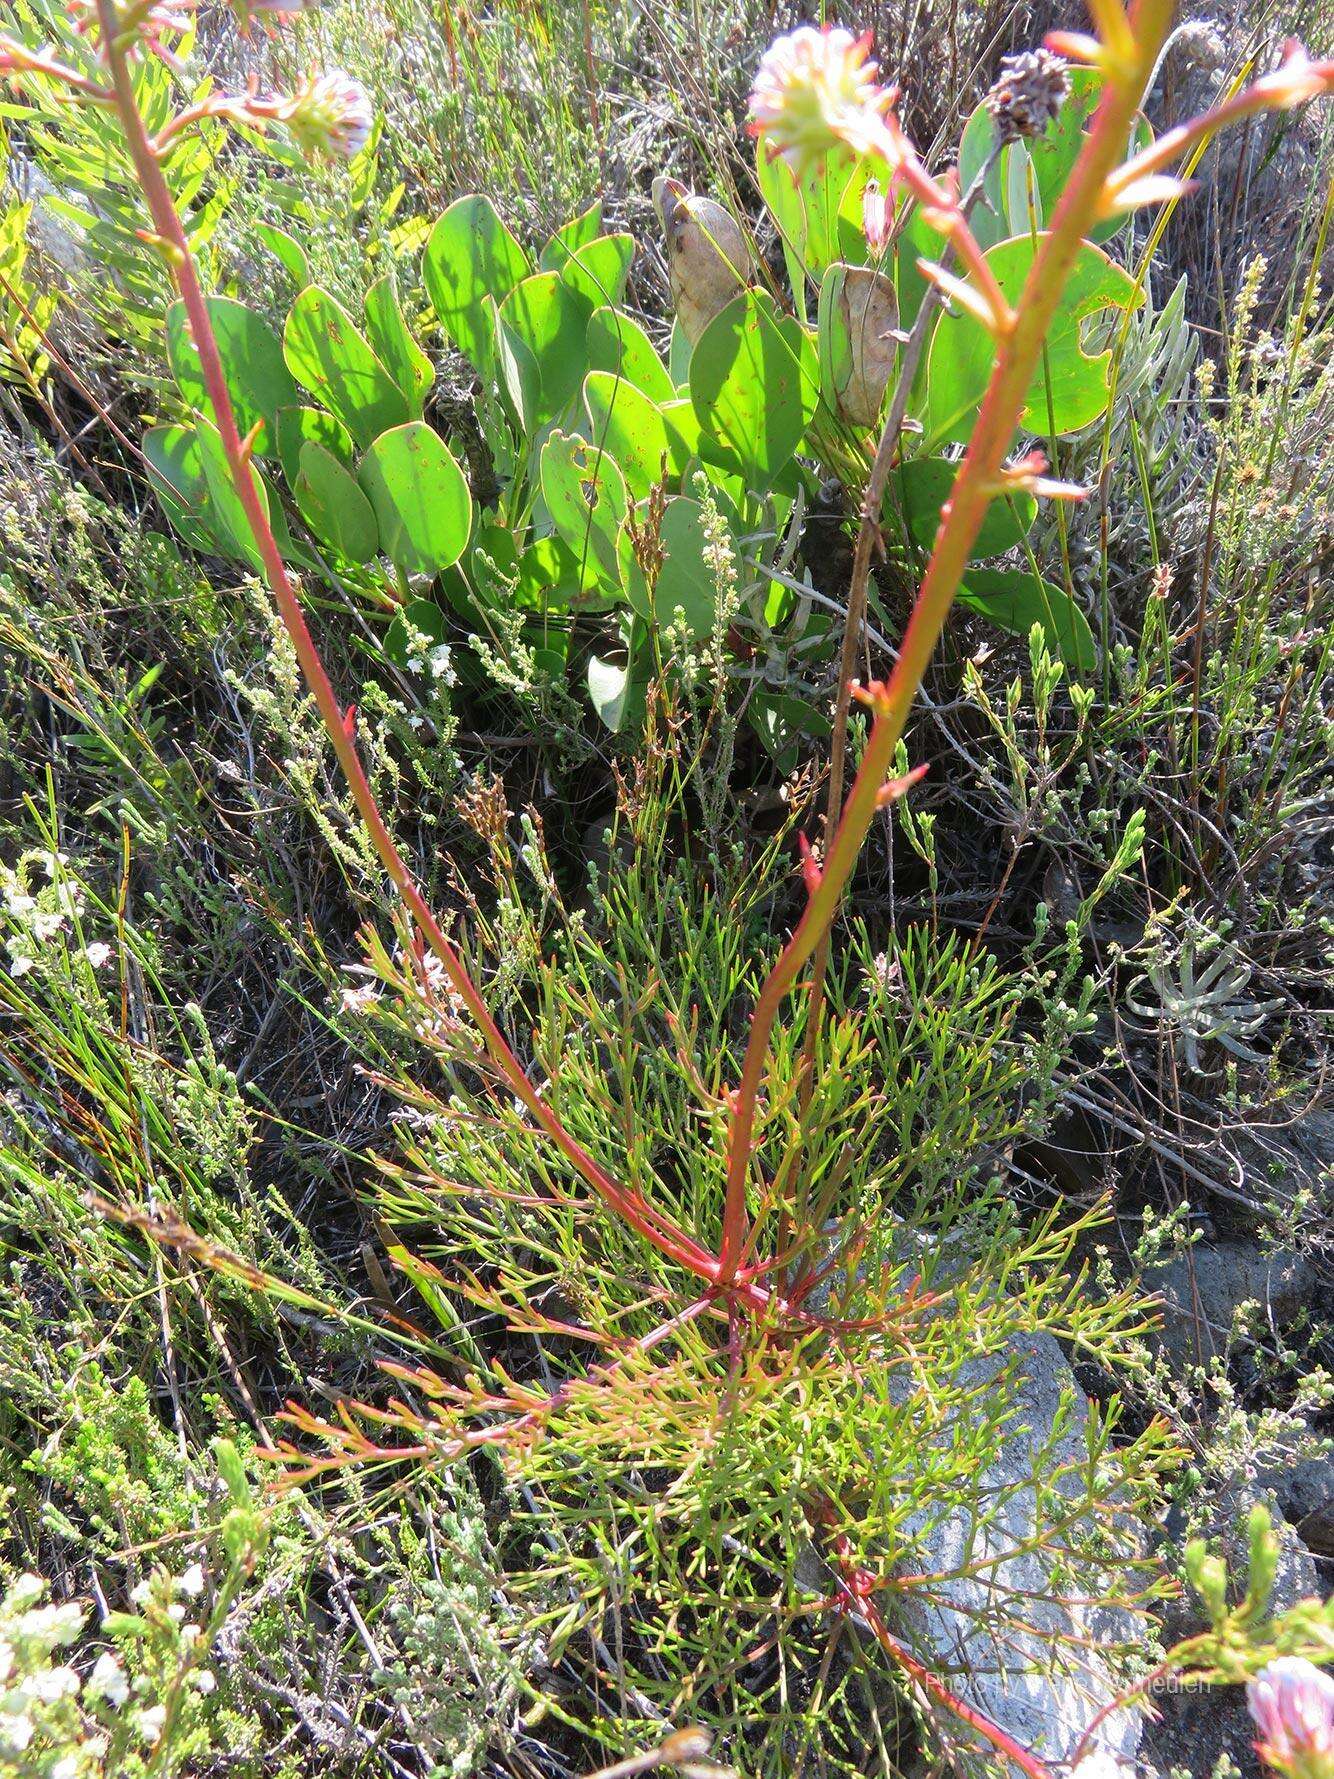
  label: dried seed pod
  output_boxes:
[652,175,753,346]
[829,265,898,427]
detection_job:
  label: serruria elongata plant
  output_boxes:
[5,0,1333,1767]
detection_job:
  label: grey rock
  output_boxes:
[1142,1242,1318,1375]
[7,154,88,277]
[844,1330,1148,1779]
[1256,1451,1334,1558]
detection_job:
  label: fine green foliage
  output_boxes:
[1,0,1333,1776]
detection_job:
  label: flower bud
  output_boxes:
[652,176,753,346]
[1248,1659,1334,1779]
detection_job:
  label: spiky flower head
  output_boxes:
[1248,1659,1334,1779]
[283,69,373,160]
[984,48,1070,142]
[748,25,893,174]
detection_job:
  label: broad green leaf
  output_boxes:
[749,689,831,770]
[584,371,680,498]
[275,405,354,488]
[365,273,433,412]
[295,439,379,563]
[498,272,592,425]
[539,201,603,270]
[958,69,1152,250]
[514,533,601,610]
[283,286,408,449]
[143,423,206,513]
[924,235,1142,446]
[540,430,627,587]
[166,296,297,454]
[253,222,309,286]
[142,423,215,551]
[552,234,635,311]
[756,141,869,320]
[958,567,1096,671]
[889,456,1036,559]
[587,306,675,404]
[653,495,734,638]
[424,195,531,372]
[357,422,471,576]
[195,417,267,573]
[689,289,817,486]
[492,299,542,436]
[587,619,650,731]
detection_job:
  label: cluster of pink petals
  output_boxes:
[213,68,373,161]
[747,24,896,173]
[283,68,374,160]
[1248,1659,1334,1779]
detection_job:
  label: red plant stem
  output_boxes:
[856,1589,1059,1779]
[716,0,1176,1281]
[89,0,728,1296]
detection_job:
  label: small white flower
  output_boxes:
[340,981,380,1014]
[8,956,34,979]
[427,643,456,685]
[0,1709,34,1751]
[87,1651,129,1706]
[129,1579,154,1607]
[748,26,893,171]
[407,714,425,729]
[23,1664,79,1703]
[85,941,113,969]
[4,890,36,915]
[192,1668,217,1695]
[138,1703,167,1744]
[51,1756,83,1779]
[178,1563,205,1599]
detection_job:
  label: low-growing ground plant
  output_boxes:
[2,0,1334,1775]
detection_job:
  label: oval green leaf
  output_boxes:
[498,272,592,426]
[365,274,434,413]
[689,289,817,487]
[357,422,471,576]
[924,235,1142,446]
[295,439,379,563]
[424,195,532,373]
[284,286,409,450]
[890,455,1036,559]
[958,567,1096,672]
[166,296,297,454]
[586,306,675,404]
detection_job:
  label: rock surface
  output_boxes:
[1142,1241,1318,1374]
[874,1333,1147,1779]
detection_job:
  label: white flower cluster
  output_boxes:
[0,1566,218,1772]
[2,852,113,981]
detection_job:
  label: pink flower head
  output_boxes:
[748,25,895,173]
[1248,1658,1334,1779]
[283,70,374,161]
